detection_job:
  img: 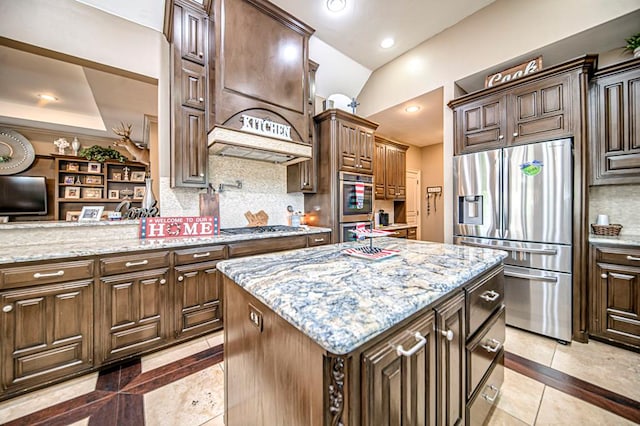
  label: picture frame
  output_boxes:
[65,210,82,222]
[64,186,80,199]
[85,175,103,185]
[66,163,79,172]
[78,206,104,222]
[87,162,101,174]
[130,171,146,182]
[63,175,75,185]
[133,186,146,200]
[108,189,120,200]
[83,188,102,199]
[112,172,122,181]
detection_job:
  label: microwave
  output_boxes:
[339,171,374,223]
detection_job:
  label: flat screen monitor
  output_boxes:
[0,176,48,215]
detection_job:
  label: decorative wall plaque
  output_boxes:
[485,56,543,88]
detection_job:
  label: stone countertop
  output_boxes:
[589,234,640,247]
[0,226,331,264]
[376,223,416,231]
[217,238,507,355]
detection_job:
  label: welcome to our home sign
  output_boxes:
[485,57,543,88]
[139,216,219,239]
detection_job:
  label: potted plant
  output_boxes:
[78,145,128,163]
[625,32,640,58]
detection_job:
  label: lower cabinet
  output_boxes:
[590,245,640,350]
[0,280,93,393]
[362,311,437,425]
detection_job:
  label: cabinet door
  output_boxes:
[435,292,466,426]
[174,261,222,340]
[385,146,399,199]
[175,107,208,187]
[1,280,93,392]
[362,311,437,426]
[98,268,169,363]
[592,262,640,348]
[181,60,206,110]
[394,148,407,200]
[374,142,386,199]
[358,129,375,174]
[454,94,506,155]
[338,120,361,173]
[508,75,571,145]
[181,7,206,65]
[592,65,640,184]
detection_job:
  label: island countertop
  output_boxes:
[217,238,507,354]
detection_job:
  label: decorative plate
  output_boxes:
[0,128,35,175]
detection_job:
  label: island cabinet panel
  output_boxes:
[0,280,93,393]
[361,311,437,426]
[435,292,466,426]
[227,235,308,258]
[589,245,640,350]
[591,58,640,184]
[97,268,170,364]
[466,352,504,426]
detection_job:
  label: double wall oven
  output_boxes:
[338,171,374,242]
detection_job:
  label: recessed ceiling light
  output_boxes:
[38,94,58,102]
[405,105,420,113]
[326,0,346,12]
[380,38,395,49]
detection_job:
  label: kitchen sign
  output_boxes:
[139,216,219,239]
[485,57,542,88]
[241,114,292,141]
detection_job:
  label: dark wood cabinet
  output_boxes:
[375,136,408,200]
[171,0,209,188]
[362,310,437,425]
[591,58,640,185]
[435,292,466,426]
[454,94,506,155]
[337,117,375,174]
[590,245,640,350]
[0,279,93,393]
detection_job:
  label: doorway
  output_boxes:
[406,169,421,239]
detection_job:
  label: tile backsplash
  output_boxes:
[589,185,640,235]
[159,156,304,228]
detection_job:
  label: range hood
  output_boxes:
[208,126,312,166]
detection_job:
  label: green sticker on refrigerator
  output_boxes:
[520,160,543,176]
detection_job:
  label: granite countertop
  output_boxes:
[0,226,331,264]
[589,234,640,247]
[376,223,416,231]
[217,238,507,355]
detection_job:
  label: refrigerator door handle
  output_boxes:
[504,270,559,283]
[502,149,508,240]
[459,240,558,255]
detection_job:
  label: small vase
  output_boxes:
[142,177,157,211]
[71,137,81,156]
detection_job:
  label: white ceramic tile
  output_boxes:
[505,326,557,367]
[495,369,545,425]
[486,407,530,425]
[0,372,98,423]
[200,413,225,426]
[141,336,211,373]
[205,330,224,349]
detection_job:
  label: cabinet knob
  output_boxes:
[2,305,13,313]
[199,97,204,102]
[303,182,309,186]
[200,173,205,177]
[441,329,454,341]
[498,135,504,140]
[160,279,167,285]
[513,132,518,137]
[177,275,184,282]
[198,52,204,58]
[601,273,608,279]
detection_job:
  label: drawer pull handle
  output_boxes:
[193,252,211,258]
[125,260,149,268]
[480,290,500,302]
[396,332,427,357]
[313,238,325,243]
[481,338,502,353]
[441,329,454,341]
[2,305,13,313]
[627,255,640,261]
[177,276,184,282]
[482,384,500,403]
[33,270,64,279]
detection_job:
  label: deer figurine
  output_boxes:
[113,123,150,166]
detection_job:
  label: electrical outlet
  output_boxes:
[248,304,263,332]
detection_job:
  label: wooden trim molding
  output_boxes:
[326,354,346,426]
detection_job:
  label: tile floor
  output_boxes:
[0,327,638,425]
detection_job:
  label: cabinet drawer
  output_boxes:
[467,352,504,426]
[227,236,307,258]
[466,268,504,338]
[174,245,226,265]
[100,251,170,276]
[467,307,505,398]
[595,246,640,268]
[389,229,408,238]
[307,233,331,247]
[407,227,417,240]
[0,259,94,289]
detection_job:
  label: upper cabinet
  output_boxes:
[449,56,596,156]
[590,58,640,185]
[375,136,408,200]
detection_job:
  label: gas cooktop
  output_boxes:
[220,225,302,235]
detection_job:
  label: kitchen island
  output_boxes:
[217,238,508,425]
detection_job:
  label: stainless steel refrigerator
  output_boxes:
[453,139,573,342]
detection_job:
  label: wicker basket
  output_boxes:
[591,224,623,236]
